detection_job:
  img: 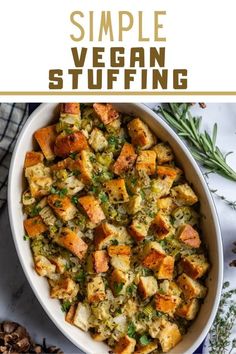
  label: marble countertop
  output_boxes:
[1,103,236,354]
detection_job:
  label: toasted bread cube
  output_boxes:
[127,195,142,215]
[151,176,175,199]
[128,219,150,242]
[110,269,127,295]
[138,276,158,299]
[50,277,79,300]
[78,195,105,224]
[157,165,179,179]
[54,131,88,158]
[34,125,57,160]
[34,255,56,277]
[25,163,53,198]
[88,128,108,152]
[73,303,91,331]
[134,342,158,354]
[180,254,209,279]
[152,143,174,165]
[176,298,199,320]
[155,293,181,316]
[156,197,176,213]
[65,304,77,324]
[108,245,131,256]
[55,227,88,259]
[94,222,117,249]
[171,183,198,206]
[156,256,175,280]
[136,150,156,175]
[93,103,119,125]
[24,151,44,168]
[87,276,106,303]
[113,143,137,175]
[178,224,201,248]
[177,273,207,299]
[47,194,77,221]
[152,212,173,239]
[110,255,130,272]
[77,150,94,184]
[60,103,80,116]
[105,178,129,204]
[114,335,136,354]
[56,176,84,196]
[142,242,166,270]
[128,118,156,149]
[158,320,182,352]
[24,216,47,237]
[49,256,67,274]
[93,250,109,273]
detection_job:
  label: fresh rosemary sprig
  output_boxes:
[209,282,236,354]
[156,103,236,181]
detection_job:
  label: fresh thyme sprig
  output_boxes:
[210,189,236,210]
[156,103,236,181]
[209,282,236,354]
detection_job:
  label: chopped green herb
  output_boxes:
[108,136,118,145]
[61,300,71,313]
[54,200,62,208]
[127,322,136,338]
[126,284,137,296]
[50,187,68,198]
[111,239,119,246]
[75,270,86,283]
[23,234,29,241]
[139,334,151,346]
[99,192,108,203]
[69,152,77,160]
[29,205,41,217]
[71,195,78,205]
[113,282,124,296]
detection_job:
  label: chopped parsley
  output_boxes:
[99,192,108,203]
[75,270,86,283]
[139,334,151,346]
[127,322,136,338]
[23,234,29,241]
[29,205,41,217]
[113,282,124,296]
[69,152,77,160]
[61,300,71,313]
[126,284,137,296]
[71,195,78,205]
[50,187,68,198]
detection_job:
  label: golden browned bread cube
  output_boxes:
[180,254,209,279]
[47,194,77,221]
[138,276,158,299]
[54,131,88,158]
[177,273,207,300]
[171,183,198,206]
[93,103,119,125]
[110,269,127,296]
[127,195,142,215]
[55,227,88,259]
[34,125,57,160]
[156,255,175,280]
[110,255,130,272]
[25,163,53,198]
[87,276,106,303]
[152,143,174,165]
[157,165,179,179]
[78,195,105,224]
[94,222,117,249]
[152,211,173,239]
[178,224,201,248]
[176,298,200,320]
[91,332,108,342]
[105,178,129,204]
[65,304,77,324]
[114,335,136,354]
[113,143,137,175]
[158,319,182,352]
[34,255,56,277]
[128,219,150,242]
[134,342,158,354]
[108,245,131,256]
[92,250,109,273]
[142,242,166,270]
[24,216,47,237]
[128,118,156,149]
[155,293,181,316]
[88,128,108,152]
[136,150,157,175]
[50,277,79,300]
[24,151,44,168]
[76,150,94,184]
[156,197,176,213]
[60,103,80,116]
[73,303,91,331]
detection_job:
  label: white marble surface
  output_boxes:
[1,103,236,354]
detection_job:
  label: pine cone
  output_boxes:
[0,322,63,354]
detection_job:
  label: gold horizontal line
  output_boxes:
[0,91,236,96]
